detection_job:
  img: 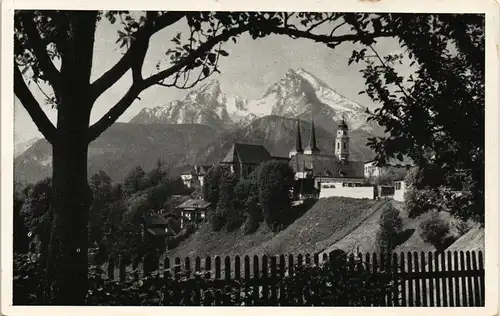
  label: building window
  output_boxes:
[337,143,340,150]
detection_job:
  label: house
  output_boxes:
[221,143,274,180]
[141,214,175,242]
[364,157,414,180]
[289,117,365,198]
[393,180,407,202]
[180,164,213,188]
[177,199,212,229]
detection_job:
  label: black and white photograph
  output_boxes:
[2,0,498,313]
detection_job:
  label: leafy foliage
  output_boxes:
[257,160,295,231]
[346,14,484,223]
[376,206,403,253]
[418,212,453,251]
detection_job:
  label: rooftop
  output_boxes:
[221,143,272,165]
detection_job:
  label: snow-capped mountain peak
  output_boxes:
[130,68,380,134]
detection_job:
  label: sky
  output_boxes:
[14,13,405,141]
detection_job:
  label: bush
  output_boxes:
[376,206,403,253]
[242,215,260,234]
[418,212,452,251]
[209,211,225,232]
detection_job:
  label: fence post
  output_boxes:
[372,252,379,306]
[288,254,294,305]
[270,256,278,305]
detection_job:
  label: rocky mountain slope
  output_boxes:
[129,68,386,136]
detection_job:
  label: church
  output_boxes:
[289,117,365,194]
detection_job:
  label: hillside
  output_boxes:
[14,123,220,184]
[167,197,389,259]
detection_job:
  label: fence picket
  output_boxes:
[270,256,278,305]
[204,256,212,279]
[163,256,171,306]
[446,251,454,307]
[262,255,269,303]
[385,253,392,307]
[215,256,221,279]
[252,255,260,303]
[244,255,251,306]
[392,253,399,307]
[119,256,127,282]
[453,251,460,306]
[440,251,448,307]
[194,257,202,306]
[107,258,115,280]
[413,252,421,307]
[471,251,481,306]
[465,251,474,307]
[234,255,241,305]
[400,252,407,307]
[279,254,286,305]
[407,252,414,307]
[434,252,441,307]
[372,252,379,306]
[459,251,468,306]
[420,252,428,307]
[428,252,434,307]
[478,251,485,306]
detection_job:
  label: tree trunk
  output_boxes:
[46,135,92,305]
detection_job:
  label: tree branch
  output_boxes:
[89,11,185,101]
[19,12,61,94]
[267,26,395,46]
[141,23,250,88]
[87,23,252,142]
[14,64,59,144]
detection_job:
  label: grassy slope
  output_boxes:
[167,197,386,259]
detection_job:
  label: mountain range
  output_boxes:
[15,68,383,184]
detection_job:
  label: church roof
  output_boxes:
[221,143,272,165]
[290,153,364,179]
[305,118,320,152]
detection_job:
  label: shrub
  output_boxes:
[202,164,230,206]
[209,211,225,232]
[376,206,403,253]
[242,215,260,234]
[419,212,452,251]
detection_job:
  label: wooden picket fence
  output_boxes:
[102,250,485,307]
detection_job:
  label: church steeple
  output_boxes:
[335,115,350,162]
[289,118,304,158]
[304,117,320,155]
